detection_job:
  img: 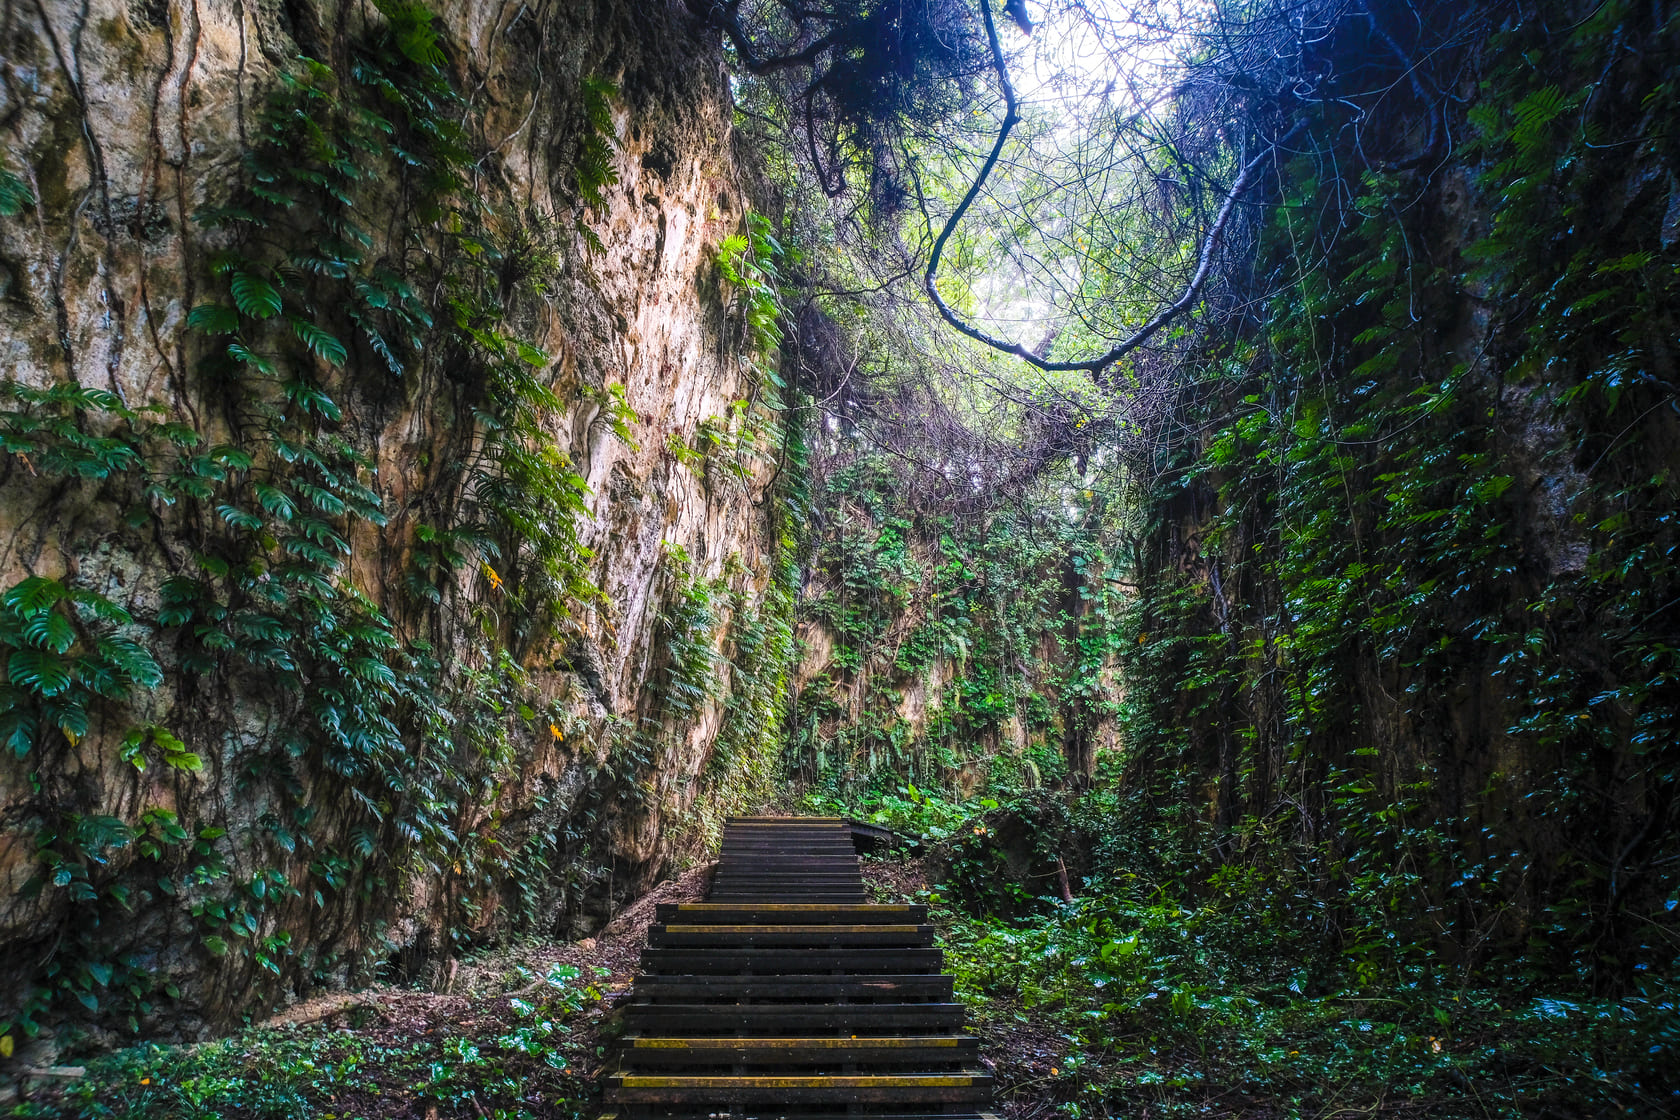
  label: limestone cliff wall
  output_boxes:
[0,0,788,1039]
[788,483,1123,798]
[1120,0,1680,971]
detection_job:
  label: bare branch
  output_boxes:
[692,0,840,73]
[922,0,1302,377]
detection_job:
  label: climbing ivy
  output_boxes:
[0,0,644,1044]
[571,74,621,254]
[718,211,789,411]
[791,453,1111,795]
[0,576,162,758]
[0,155,29,216]
[1114,0,1679,1005]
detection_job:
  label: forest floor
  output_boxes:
[6,853,1066,1120]
[15,844,1653,1119]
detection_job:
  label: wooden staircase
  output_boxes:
[602,816,996,1119]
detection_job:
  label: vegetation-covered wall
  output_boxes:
[1120,0,1678,985]
[778,1,1677,1109]
[790,458,1113,796]
[795,0,1677,988]
[0,0,801,1040]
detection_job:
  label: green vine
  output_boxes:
[0,1,637,1044]
[1113,0,1680,1014]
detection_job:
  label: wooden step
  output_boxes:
[717,841,851,848]
[706,889,870,899]
[622,1002,966,1033]
[629,973,954,1001]
[723,827,853,833]
[705,895,871,904]
[719,848,857,856]
[714,861,857,867]
[713,866,859,872]
[640,947,945,974]
[707,887,871,898]
[615,1035,978,1068]
[721,837,856,844]
[714,857,858,865]
[709,876,867,886]
[603,1071,994,1104]
[656,904,926,923]
[707,889,869,900]
[711,864,861,873]
[705,893,870,903]
[711,870,865,880]
[647,924,934,948]
[717,846,857,852]
[600,1113,998,1120]
[601,1113,998,1120]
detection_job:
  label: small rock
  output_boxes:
[8,1035,59,1069]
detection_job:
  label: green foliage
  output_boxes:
[793,455,1115,794]
[0,1,629,1040]
[452,315,599,636]
[0,572,183,1041]
[9,964,606,1119]
[652,545,723,720]
[1101,0,1680,1068]
[570,75,619,253]
[716,211,789,402]
[0,154,30,215]
[652,425,805,851]
[583,382,641,449]
[801,780,981,847]
[0,383,144,479]
[0,577,161,757]
[690,547,800,847]
[930,844,1678,1117]
[575,75,620,209]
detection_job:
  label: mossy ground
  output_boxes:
[3,870,711,1120]
[10,820,1674,1119]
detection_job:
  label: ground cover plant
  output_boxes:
[0,868,719,1119]
[837,780,1679,1118]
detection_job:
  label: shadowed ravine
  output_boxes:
[1,0,1675,1116]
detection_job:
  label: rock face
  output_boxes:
[788,480,1121,798]
[0,0,792,1037]
[1120,0,1680,976]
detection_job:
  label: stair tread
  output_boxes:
[610,1072,990,1083]
[660,904,923,916]
[603,815,989,1112]
[631,972,951,989]
[598,1114,996,1120]
[640,947,945,973]
[623,1035,977,1048]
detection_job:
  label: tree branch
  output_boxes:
[922,0,1302,376]
[693,0,840,74]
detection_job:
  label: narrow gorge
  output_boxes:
[0,0,1675,1116]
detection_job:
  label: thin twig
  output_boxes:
[922,0,1302,376]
